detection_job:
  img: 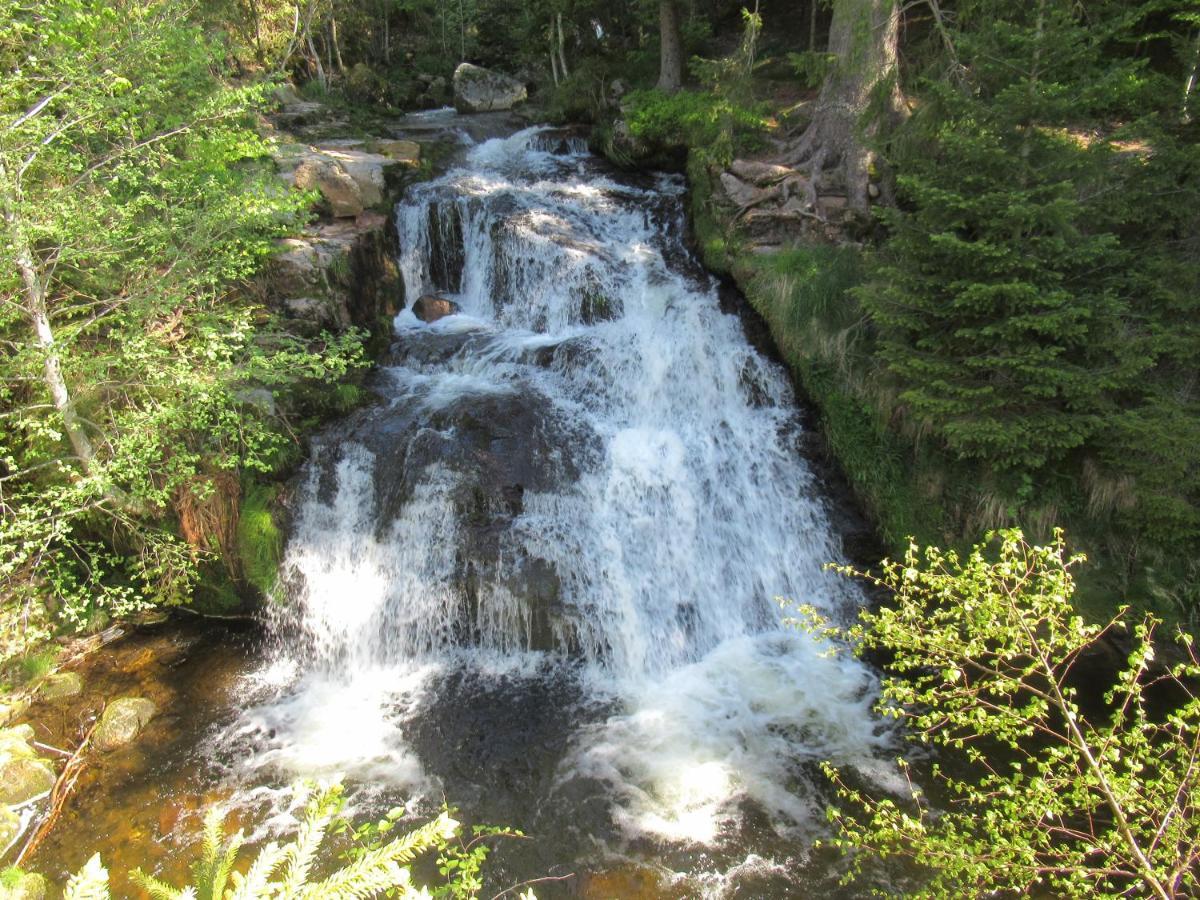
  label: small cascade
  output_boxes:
[227,125,889,890]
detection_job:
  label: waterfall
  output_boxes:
[226,126,889,874]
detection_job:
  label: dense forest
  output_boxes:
[2,0,1200,897]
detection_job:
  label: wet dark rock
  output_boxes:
[528,336,597,372]
[412,294,461,323]
[313,381,601,651]
[427,201,464,293]
[578,291,621,325]
[381,329,480,367]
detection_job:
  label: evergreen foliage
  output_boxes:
[851,0,1200,605]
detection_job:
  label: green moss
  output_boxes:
[191,573,245,614]
[237,485,284,600]
[687,151,733,274]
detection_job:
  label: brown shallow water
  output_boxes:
[23,620,262,896]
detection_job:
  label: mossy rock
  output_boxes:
[37,671,82,700]
[0,804,21,851]
[0,756,54,805]
[237,486,284,600]
[0,725,35,754]
[0,698,29,727]
[93,697,157,751]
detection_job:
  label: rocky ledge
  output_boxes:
[258,96,439,340]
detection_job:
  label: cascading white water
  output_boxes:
[229,125,890,876]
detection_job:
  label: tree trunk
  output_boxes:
[330,15,346,74]
[307,31,327,89]
[1,163,94,470]
[1183,30,1199,124]
[656,0,683,94]
[782,0,906,213]
[556,13,570,79]
[382,1,390,64]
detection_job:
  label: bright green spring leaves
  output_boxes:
[807,531,1200,898]
[0,1,364,633]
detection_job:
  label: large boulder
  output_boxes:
[452,63,527,113]
[293,156,365,218]
[93,697,157,751]
[411,294,460,323]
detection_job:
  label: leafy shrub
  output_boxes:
[624,89,768,163]
[803,530,1200,898]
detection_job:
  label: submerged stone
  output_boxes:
[38,670,83,700]
[0,804,20,851]
[93,697,157,751]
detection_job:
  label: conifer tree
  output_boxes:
[858,0,1193,481]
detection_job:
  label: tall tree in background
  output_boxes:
[858,0,1200,548]
[783,0,906,211]
[656,0,684,94]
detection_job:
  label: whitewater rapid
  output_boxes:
[223,124,889,881]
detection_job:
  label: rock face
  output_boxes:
[93,696,157,751]
[310,340,602,649]
[293,156,366,218]
[282,144,411,219]
[411,294,460,323]
[266,215,403,336]
[452,63,528,113]
[263,128,428,338]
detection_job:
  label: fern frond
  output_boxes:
[276,784,340,899]
[64,854,111,900]
[191,807,244,900]
[132,868,189,900]
[201,807,226,869]
[228,841,286,900]
[301,813,458,900]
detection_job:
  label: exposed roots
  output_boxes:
[174,471,241,576]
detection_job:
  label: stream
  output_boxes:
[32,115,898,898]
